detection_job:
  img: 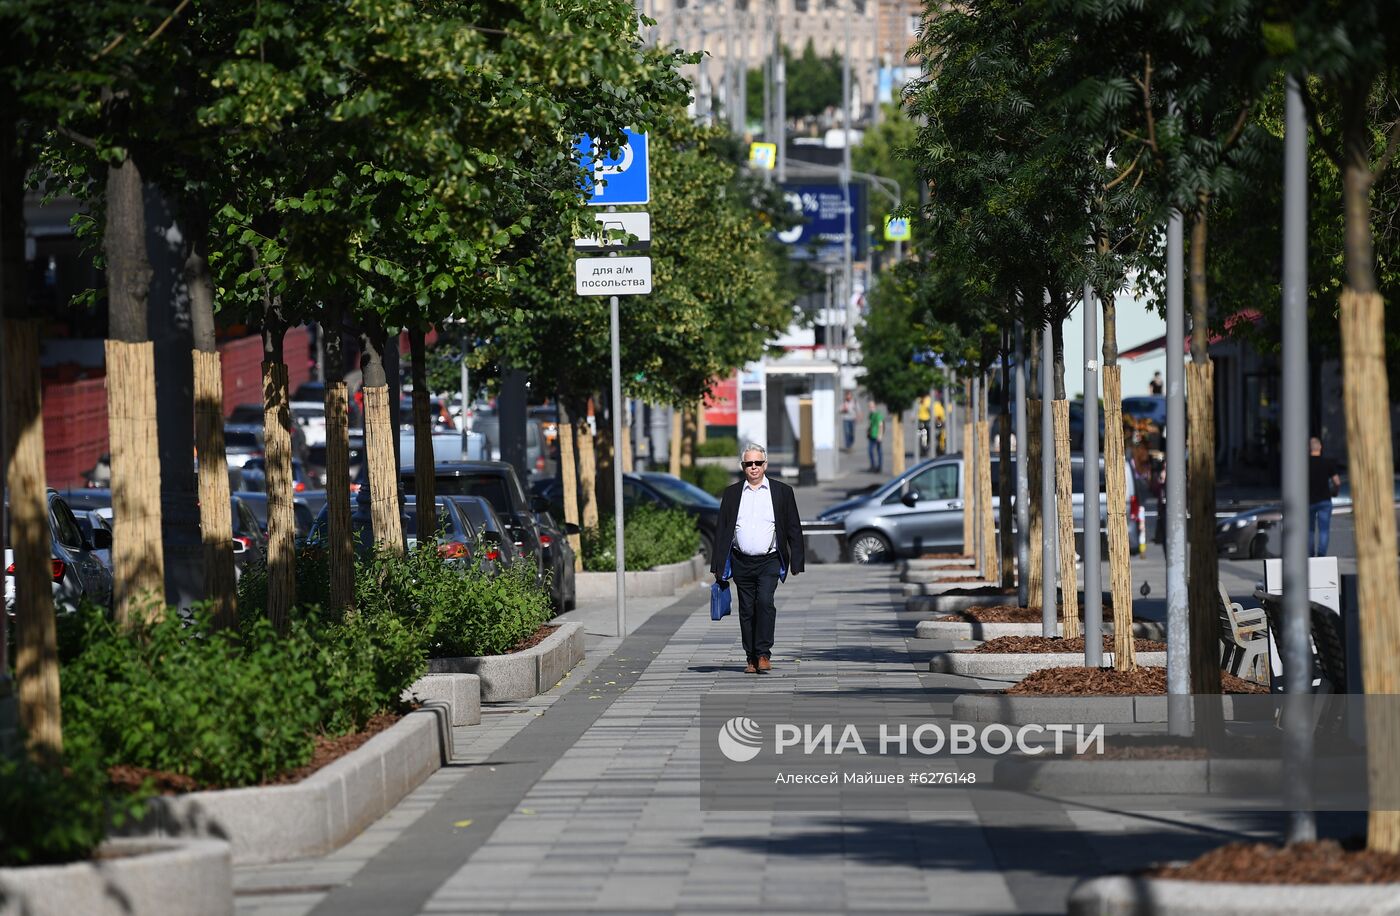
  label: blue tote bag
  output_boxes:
[710,552,733,621]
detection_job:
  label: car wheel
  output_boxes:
[1248,533,1267,560]
[849,530,892,565]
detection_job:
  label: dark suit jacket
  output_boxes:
[711,477,805,579]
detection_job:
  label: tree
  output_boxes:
[857,262,938,477]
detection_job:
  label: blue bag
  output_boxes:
[710,552,733,621]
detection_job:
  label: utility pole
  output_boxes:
[1041,318,1057,637]
[841,1,853,365]
[1083,283,1102,668]
[1015,320,1029,610]
[1166,207,1189,735]
[774,8,786,182]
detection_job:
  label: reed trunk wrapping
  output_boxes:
[560,421,583,569]
[325,381,355,611]
[892,410,906,476]
[669,410,682,477]
[977,420,995,581]
[577,422,599,530]
[962,418,975,557]
[1052,399,1079,638]
[262,360,296,632]
[362,385,404,555]
[193,349,236,628]
[1102,367,1136,670]
[105,339,166,625]
[5,321,61,758]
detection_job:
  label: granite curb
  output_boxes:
[930,650,1169,676]
[0,838,232,916]
[903,579,1000,597]
[427,621,585,702]
[1066,874,1400,915]
[898,557,977,572]
[574,552,706,599]
[915,619,1168,641]
[401,673,481,726]
[903,568,990,583]
[133,705,452,865]
[953,693,1244,725]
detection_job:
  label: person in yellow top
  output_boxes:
[917,394,945,458]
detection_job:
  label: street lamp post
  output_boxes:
[841,4,853,365]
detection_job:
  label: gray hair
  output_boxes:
[740,443,768,463]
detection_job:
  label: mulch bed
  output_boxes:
[107,710,403,795]
[505,623,559,653]
[1149,839,1400,884]
[919,552,972,560]
[966,635,1168,655]
[937,605,1123,624]
[937,586,1020,597]
[931,575,995,583]
[1005,666,1270,696]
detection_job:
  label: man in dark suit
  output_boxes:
[711,443,805,674]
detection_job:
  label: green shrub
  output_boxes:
[696,436,739,458]
[582,505,699,572]
[681,463,734,496]
[0,734,143,867]
[358,544,552,657]
[235,547,333,627]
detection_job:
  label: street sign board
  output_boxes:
[573,212,652,252]
[774,183,867,260]
[576,256,652,296]
[884,216,911,242]
[749,142,777,170]
[576,129,650,206]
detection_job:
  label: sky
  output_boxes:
[1061,287,1167,402]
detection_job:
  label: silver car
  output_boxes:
[818,453,1139,564]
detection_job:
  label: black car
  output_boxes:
[531,508,578,612]
[443,494,518,576]
[625,472,720,562]
[234,492,317,547]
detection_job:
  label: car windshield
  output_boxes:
[431,476,512,515]
[405,501,464,538]
[292,407,322,422]
[641,474,721,508]
[225,431,260,449]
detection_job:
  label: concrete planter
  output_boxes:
[575,553,706,599]
[952,693,1244,726]
[134,706,452,865]
[902,579,999,597]
[402,673,481,726]
[1067,874,1400,915]
[0,838,233,916]
[915,619,1167,641]
[899,557,976,572]
[906,593,1019,614]
[930,650,1168,677]
[428,621,585,702]
[903,568,991,584]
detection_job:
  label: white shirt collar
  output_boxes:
[744,476,770,492]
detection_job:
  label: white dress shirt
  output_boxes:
[734,478,777,556]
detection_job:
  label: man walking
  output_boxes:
[712,444,805,674]
[1308,436,1341,556]
[867,400,885,473]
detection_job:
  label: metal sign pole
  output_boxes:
[1166,208,1189,735]
[1083,283,1102,667]
[611,293,627,637]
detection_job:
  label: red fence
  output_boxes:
[41,327,315,488]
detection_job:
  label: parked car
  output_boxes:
[307,488,411,559]
[305,442,366,494]
[1215,505,1283,559]
[398,395,457,433]
[223,424,265,469]
[239,457,312,494]
[442,494,518,575]
[229,493,269,572]
[625,472,720,562]
[403,495,477,566]
[233,492,317,546]
[817,453,1140,564]
[532,508,578,612]
[227,403,309,462]
[289,401,327,448]
[5,490,114,613]
[471,414,557,482]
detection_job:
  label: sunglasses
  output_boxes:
[742,460,766,468]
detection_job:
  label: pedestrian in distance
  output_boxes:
[711,444,805,674]
[917,394,933,458]
[1149,371,1164,395]
[867,400,885,473]
[841,391,856,451]
[1308,436,1341,557]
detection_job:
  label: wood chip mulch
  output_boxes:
[1149,839,1400,885]
[1005,666,1270,696]
[936,605,1124,624]
[919,552,971,560]
[932,575,994,583]
[106,711,403,795]
[938,586,1020,597]
[505,623,559,653]
[966,635,1168,655]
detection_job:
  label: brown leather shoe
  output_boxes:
[757,656,771,673]
[744,662,758,674]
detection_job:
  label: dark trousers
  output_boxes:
[731,550,780,663]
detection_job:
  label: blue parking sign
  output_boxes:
[577,129,650,206]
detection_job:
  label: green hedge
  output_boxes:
[680,463,734,497]
[582,505,698,572]
[695,436,740,458]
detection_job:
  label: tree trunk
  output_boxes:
[104,154,165,625]
[891,409,906,476]
[1051,318,1079,638]
[558,406,583,569]
[681,404,696,468]
[360,326,403,555]
[1187,208,1222,695]
[187,225,236,628]
[322,315,354,612]
[577,421,599,529]
[620,410,634,473]
[1102,365,1136,671]
[261,327,296,632]
[977,410,995,583]
[1026,399,1043,609]
[4,321,62,759]
[409,327,436,545]
[669,408,682,476]
[962,382,975,557]
[695,398,707,445]
[999,346,1014,589]
[1339,127,1400,852]
[596,403,616,516]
